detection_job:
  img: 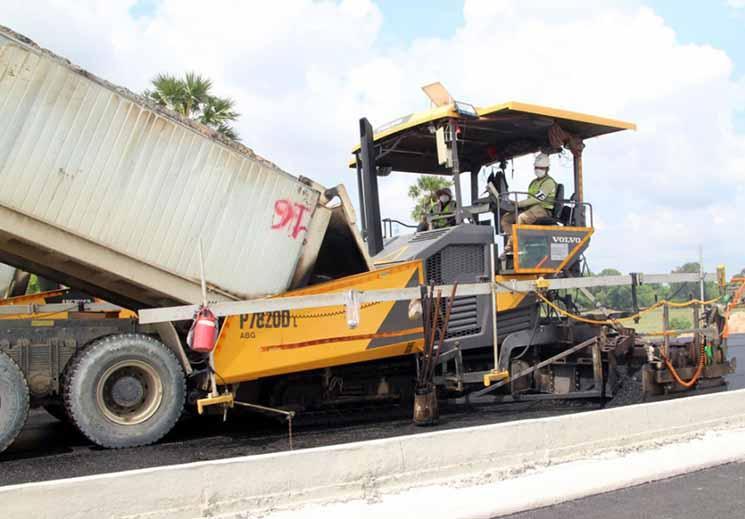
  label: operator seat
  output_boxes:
[490,170,509,195]
[533,183,565,226]
[486,170,510,227]
[462,170,511,226]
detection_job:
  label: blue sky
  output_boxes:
[129,0,745,58]
[375,1,745,134]
[374,0,464,47]
[650,1,744,74]
[375,1,744,71]
[128,0,157,19]
[126,0,745,78]
[649,1,745,132]
[127,0,745,135]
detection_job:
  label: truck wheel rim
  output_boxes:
[96,360,163,426]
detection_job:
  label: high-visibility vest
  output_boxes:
[527,176,557,210]
[431,200,456,228]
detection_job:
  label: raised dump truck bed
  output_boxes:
[0,26,364,309]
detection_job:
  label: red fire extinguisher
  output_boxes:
[189,306,218,353]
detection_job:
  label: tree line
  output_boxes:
[574,262,737,311]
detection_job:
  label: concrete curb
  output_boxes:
[3,389,745,518]
[256,426,745,519]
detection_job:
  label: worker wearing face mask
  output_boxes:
[427,187,457,230]
[500,153,557,254]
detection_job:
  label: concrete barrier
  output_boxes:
[4,389,745,519]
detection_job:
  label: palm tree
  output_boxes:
[201,95,240,140]
[144,72,240,141]
[408,175,453,221]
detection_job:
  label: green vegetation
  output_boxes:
[573,263,720,312]
[669,316,692,330]
[144,72,240,140]
[408,175,452,222]
[26,273,41,294]
[633,307,695,334]
[559,261,743,335]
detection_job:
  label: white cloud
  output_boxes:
[729,0,745,8]
[2,0,744,274]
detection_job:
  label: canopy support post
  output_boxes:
[355,156,367,238]
[470,170,479,224]
[572,145,585,227]
[449,119,465,225]
[359,118,384,256]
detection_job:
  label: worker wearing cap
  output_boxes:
[500,153,557,254]
[418,187,456,231]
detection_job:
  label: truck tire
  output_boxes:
[63,334,185,449]
[0,351,30,453]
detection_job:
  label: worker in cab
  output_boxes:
[500,153,557,254]
[429,187,457,230]
[417,187,457,231]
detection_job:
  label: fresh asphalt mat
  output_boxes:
[0,400,592,486]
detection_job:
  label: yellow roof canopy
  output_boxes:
[350,101,635,175]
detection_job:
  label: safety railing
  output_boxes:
[139,273,719,325]
[382,218,418,238]
[380,214,457,237]
[495,190,594,237]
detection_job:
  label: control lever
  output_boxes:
[486,183,515,212]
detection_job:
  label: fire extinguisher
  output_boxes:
[189,306,218,353]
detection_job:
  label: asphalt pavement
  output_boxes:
[0,397,593,486]
[503,461,745,519]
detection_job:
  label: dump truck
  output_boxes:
[0,25,371,451]
[0,26,369,310]
[0,27,737,453]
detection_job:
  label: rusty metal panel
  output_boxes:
[0,27,324,305]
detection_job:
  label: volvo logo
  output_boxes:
[552,236,582,244]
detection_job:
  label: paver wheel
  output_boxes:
[64,334,185,449]
[0,351,30,454]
